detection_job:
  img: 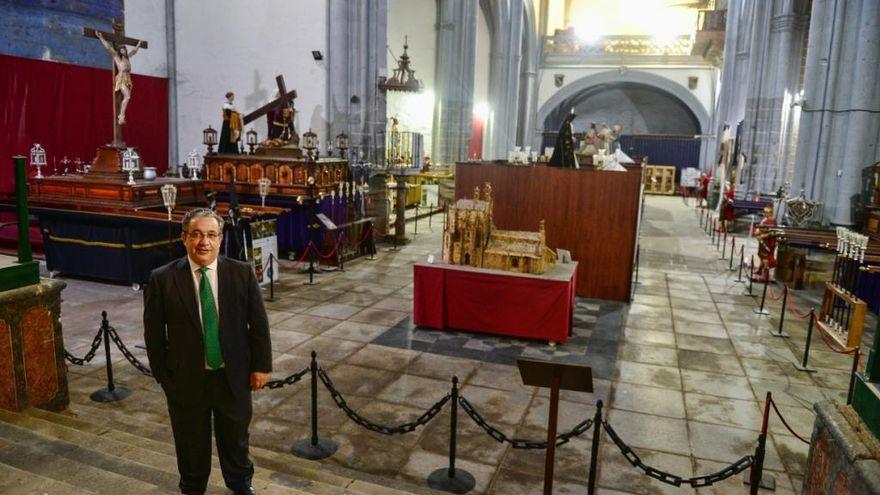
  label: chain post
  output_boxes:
[587,400,603,495]
[89,311,132,402]
[795,309,818,372]
[746,256,755,296]
[720,230,728,259]
[428,376,475,493]
[414,204,419,236]
[291,351,338,460]
[337,232,345,272]
[847,348,861,405]
[729,237,735,270]
[773,286,790,338]
[711,218,716,244]
[306,243,317,285]
[737,248,745,282]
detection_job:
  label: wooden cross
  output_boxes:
[243,75,297,126]
[83,19,148,147]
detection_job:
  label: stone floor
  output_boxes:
[56,195,869,494]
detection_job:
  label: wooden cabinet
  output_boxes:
[643,165,677,195]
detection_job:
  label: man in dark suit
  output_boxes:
[145,208,272,495]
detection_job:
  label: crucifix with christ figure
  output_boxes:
[83,19,148,148]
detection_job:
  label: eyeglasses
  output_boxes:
[185,230,222,242]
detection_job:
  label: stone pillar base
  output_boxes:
[0,279,68,412]
[803,402,880,494]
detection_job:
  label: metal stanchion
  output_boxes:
[771,286,790,337]
[847,348,861,405]
[794,309,818,372]
[720,231,728,259]
[90,311,132,403]
[291,351,338,459]
[587,400,603,495]
[427,377,475,493]
[737,248,745,282]
[754,272,771,315]
[711,219,716,244]
[265,255,276,302]
[744,256,755,296]
[414,204,420,236]
[337,232,345,272]
[746,392,776,493]
[729,237,736,270]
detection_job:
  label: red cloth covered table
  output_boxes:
[413,261,578,343]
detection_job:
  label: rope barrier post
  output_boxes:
[427,376,475,494]
[745,392,776,493]
[291,351,338,460]
[265,255,276,302]
[716,225,723,249]
[794,309,818,372]
[737,248,745,282]
[90,311,132,403]
[711,218,716,244]
[720,230,728,260]
[771,286,790,338]
[414,204,419,236]
[754,273,771,316]
[587,400,603,495]
[744,256,755,297]
[304,243,318,286]
[729,237,735,270]
[847,348,861,405]
[337,232,345,272]
[429,205,433,229]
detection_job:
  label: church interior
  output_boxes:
[1,0,880,493]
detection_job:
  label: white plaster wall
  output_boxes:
[126,0,167,77]
[387,0,436,153]
[174,0,328,165]
[537,66,718,123]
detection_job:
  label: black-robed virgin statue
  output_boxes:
[548,111,578,169]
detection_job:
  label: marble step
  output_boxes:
[0,460,95,495]
[64,400,435,495]
[1,407,331,495]
[0,420,166,495]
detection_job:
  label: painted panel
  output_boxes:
[0,320,17,411]
[21,306,58,407]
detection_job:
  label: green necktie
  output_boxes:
[198,267,223,369]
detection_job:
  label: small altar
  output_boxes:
[412,260,578,344]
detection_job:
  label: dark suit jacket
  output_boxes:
[144,256,272,406]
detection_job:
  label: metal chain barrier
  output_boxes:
[266,366,310,390]
[106,326,153,377]
[64,326,104,365]
[602,420,754,488]
[318,367,449,435]
[458,395,593,449]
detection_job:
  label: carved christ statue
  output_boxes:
[96,31,143,125]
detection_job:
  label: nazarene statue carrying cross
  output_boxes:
[244,75,298,141]
[83,20,148,148]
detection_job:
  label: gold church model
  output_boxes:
[443,183,557,274]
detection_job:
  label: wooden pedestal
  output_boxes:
[0,279,68,412]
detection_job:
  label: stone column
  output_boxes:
[516,2,539,148]
[431,0,478,166]
[739,0,810,195]
[327,0,389,232]
[710,0,749,172]
[792,0,880,225]
[482,0,525,160]
[328,0,387,164]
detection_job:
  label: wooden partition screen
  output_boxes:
[455,162,644,302]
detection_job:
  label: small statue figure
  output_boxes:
[753,206,780,282]
[609,124,623,152]
[697,172,710,208]
[219,92,243,154]
[96,31,143,125]
[719,180,735,233]
[577,122,598,158]
[549,111,578,169]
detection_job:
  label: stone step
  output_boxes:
[64,400,435,495]
[0,420,166,494]
[1,408,327,495]
[0,460,95,495]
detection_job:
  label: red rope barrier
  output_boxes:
[271,246,313,270]
[816,327,857,355]
[313,235,344,259]
[348,225,374,248]
[787,304,813,320]
[768,286,782,301]
[768,396,810,444]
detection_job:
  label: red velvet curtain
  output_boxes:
[0,54,169,194]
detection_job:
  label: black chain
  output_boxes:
[318,367,449,435]
[266,367,310,389]
[64,327,104,366]
[106,326,153,377]
[602,420,753,487]
[458,396,593,449]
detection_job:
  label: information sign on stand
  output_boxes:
[517,358,593,495]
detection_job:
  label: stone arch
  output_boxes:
[536,70,711,139]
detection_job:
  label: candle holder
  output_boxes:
[121,148,140,186]
[302,129,318,161]
[246,129,259,154]
[30,143,47,179]
[203,126,218,154]
[186,149,203,180]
